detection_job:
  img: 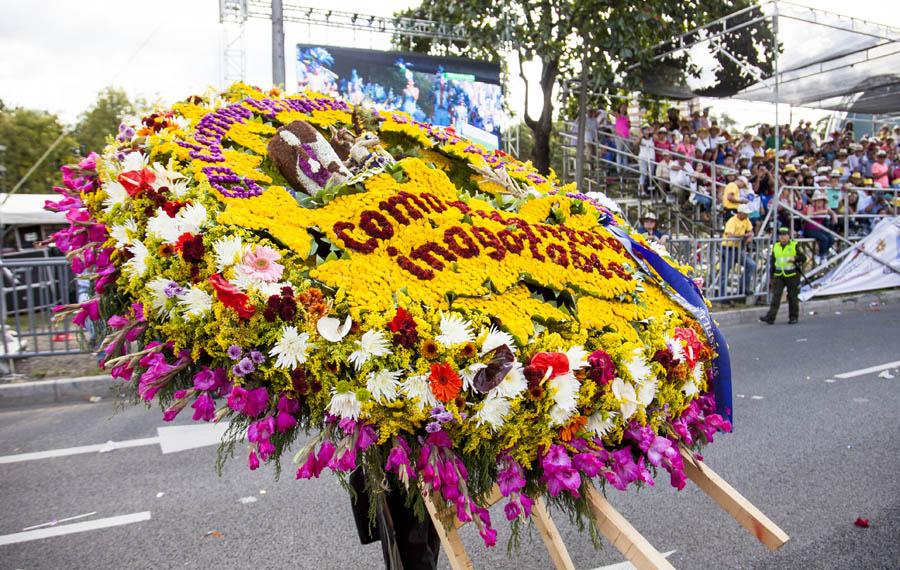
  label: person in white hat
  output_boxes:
[636,211,668,245]
[718,203,757,299]
[803,189,838,263]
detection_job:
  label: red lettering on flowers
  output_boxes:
[470,226,506,261]
[359,210,395,240]
[410,242,457,270]
[419,193,447,213]
[333,221,377,253]
[497,229,524,253]
[378,192,429,224]
[443,226,479,258]
[545,244,569,267]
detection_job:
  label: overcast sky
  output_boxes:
[1,0,896,130]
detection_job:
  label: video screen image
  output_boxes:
[296,44,504,144]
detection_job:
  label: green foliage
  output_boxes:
[394,1,774,175]
[73,87,137,156]
[0,106,77,194]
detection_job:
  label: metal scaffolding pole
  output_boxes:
[272,0,285,87]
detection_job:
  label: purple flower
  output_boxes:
[478,525,497,548]
[163,282,184,298]
[572,452,603,477]
[248,416,275,443]
[316,441,336,467]
[249,350,265,364]
[193,367,224,391]
[504,499,522,521]
[236,357,255,375]
[356,424,377,451]
[435,411,453,423]
[497,459,526,497]
[227,344,243,360]
[646,436,677,468]
[519,493,534,517]
[277,394,300,414]
[132,302,145,322]
[248,450,260,470]
[275,411,296,433]
[107,314,129,329]
[541,445,581,498]
[295,451,321,479]
[604,448,640,491]
[191,392,216,421]
[425,421,442,433]
[227,385,269,416]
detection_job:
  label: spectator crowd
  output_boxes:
[584,107,899,263]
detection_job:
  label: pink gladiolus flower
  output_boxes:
[479,526,498,547]
[503,499,521,521]
[573,452,603,477]
[248,417,275,443]
[191,392,216,422]
[295,452,320,479]
[107,315,129,329]
[316,441,336,468]
[78,152,99,170]
[248,450,260,470]
[519,493,534,517]
[275,411,297,433]
[497,459,526,496]
[239,245,284,282]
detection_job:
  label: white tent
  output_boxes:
[0,194,67,225]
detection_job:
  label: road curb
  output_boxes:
[712,289,900,326]
[0,375,116,408]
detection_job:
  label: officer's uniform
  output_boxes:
[763,239,806,323]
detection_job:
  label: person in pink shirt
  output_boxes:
[871,150,890,188]
[614,103,631,173]
[675,133,696,159]
[654,127,672,162]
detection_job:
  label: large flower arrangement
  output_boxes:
[47,83,731,548]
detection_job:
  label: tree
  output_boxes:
[395,0,774,174]
[74,87,135,156]
[0,106,76,194]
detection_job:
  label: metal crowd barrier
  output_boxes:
[666,236,816,303]
[1,257,89,367]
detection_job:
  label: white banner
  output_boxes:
[800,217,900,301]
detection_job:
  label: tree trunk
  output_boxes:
[524,58,559,176]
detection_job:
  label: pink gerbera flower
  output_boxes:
[240,245,284,282]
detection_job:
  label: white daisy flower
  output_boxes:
[168,178,191,197]
[565,345,590,370]
[254,280,288,298]
[150,161,186,191]
[548,372,580,426]
[269,326,310,369]
[586,411,618,438]
[212,235,245,272]
[664,333,686,363]
[120,151,147,172]
[488,362,527,400]
[178,286,212,318]
[176,202,208,235]
[480,326,516,355]
[366,369,402,403]
[435,312,474,346]
[317,316,352,343]
[109,218,137,247]
[124,241,149,277]
[147,277,175,318]
[400,374,439,410]
[349,330,391,370]
[683,363,704,397]
[475,396,510,431]
[146,208,183,243]
[102,181,128,211]
[328,389,361,420]
[625,348,653,383]
[170,115,192,131]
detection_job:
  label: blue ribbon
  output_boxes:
[603,225,733,423]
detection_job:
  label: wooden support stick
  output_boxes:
[680,448,790,551]
[422,492,474,570]
[586,486,676,570]
[532,498,577,570]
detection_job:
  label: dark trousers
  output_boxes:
[765,273,800,321]
[350,468,441,570]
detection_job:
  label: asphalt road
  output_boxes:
[1,303,899,570]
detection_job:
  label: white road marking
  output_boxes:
[0,512,151,546]
[751,395,764,400]
[157,422,231,454]
[0,423,232,465]
[591,550,675,570]
[834,360,900,379]
[0,437,159,464]
[853,398,870,403]
[238,496,257,505]
[22,512,97,531]
[824,378,836,383]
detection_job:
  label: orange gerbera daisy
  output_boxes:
[559,415,587,442]
[429,362,462,403]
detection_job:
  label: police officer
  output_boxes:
[760,227,806,325]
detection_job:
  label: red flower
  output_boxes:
[674,327,703,368]
[429,362,462,403]
[530,352,569,379]
[854,517,870,528]
[387,307,418,348]
[209,273,255,319]
[117,168,156,197]
[176,233,205,263]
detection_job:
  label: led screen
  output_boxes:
[296,44,504,144]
